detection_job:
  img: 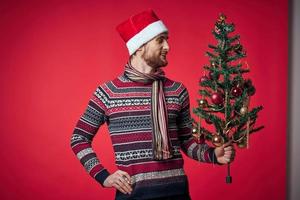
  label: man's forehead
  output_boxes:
[156,32,169,38]
[144,32,168,46]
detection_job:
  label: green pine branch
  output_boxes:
[193,14,264,147]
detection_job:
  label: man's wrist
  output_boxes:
[95,169,110,187]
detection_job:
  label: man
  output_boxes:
[71,9,235,200]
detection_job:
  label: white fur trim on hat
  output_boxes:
[126,20,168,55]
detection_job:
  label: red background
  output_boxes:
[0,0,287,200]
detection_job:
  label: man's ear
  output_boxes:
[135,45,145,56]
[137,45,145,52]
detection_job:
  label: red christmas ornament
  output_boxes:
[231,86,243,97]
[211,92,224,105]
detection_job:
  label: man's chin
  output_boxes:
[146,58,168,68]
[159,58,168,67]
[160,61,168,67]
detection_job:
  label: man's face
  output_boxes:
[141,33,170,68]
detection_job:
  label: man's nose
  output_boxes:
[163,40,170,52]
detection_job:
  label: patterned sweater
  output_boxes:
[71,73,218,200]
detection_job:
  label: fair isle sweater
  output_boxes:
[71,73,218,200]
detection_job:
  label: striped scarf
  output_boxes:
[124,62,173,160]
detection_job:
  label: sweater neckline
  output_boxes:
[121,72,167,85]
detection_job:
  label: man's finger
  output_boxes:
[113,183,127,194]
[224,154,231,159]
[223,157,230,163]
[224,149,232,153]
[223,153,233,162]
[119,176,132,193]
[118,171,132,184]
[224,146,232,151]
[115,179,131,194]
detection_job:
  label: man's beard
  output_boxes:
[142,51,168,69]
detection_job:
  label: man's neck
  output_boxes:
[129,56,155,74]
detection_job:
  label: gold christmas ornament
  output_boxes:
[218,14,227,23]
[211,134,224,147]
[192,127,202,144]
[199,99,208,108]
[220,15,226,21]
[240,106,248,115]
[192,128,198,133]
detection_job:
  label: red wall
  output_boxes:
[0,0,287,200]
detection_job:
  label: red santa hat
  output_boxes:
[116,9,168,55]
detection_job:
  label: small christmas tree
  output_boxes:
[192,14,264,183]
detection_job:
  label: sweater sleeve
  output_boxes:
[176,85,219,164]
[70,86,111,186]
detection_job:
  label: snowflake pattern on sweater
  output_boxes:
[70,73,217,200]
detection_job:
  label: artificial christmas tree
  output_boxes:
[192,14,264,183]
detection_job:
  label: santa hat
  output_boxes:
[116,9,168,55]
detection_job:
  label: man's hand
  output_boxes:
[214,141,235,164]
[103,170,132,195]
